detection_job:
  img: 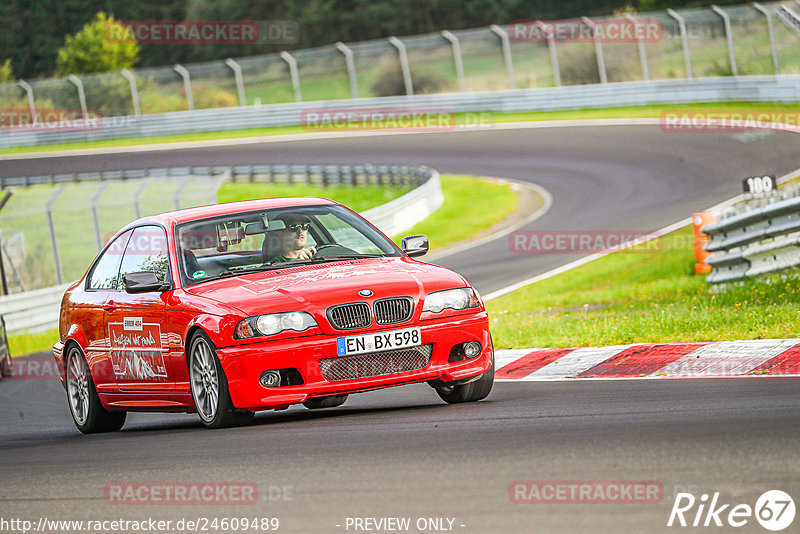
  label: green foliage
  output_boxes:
[55,12,139,76]
[0,59,14,82]
[370,59,447,97]
[194,85,238,109]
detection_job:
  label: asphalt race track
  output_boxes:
[1,125,799,533]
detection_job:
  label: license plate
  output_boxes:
[336,327,421,356]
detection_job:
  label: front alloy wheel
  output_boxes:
[189,333,253,429]
[66,345,126,433]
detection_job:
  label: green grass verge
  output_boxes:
[9,328,59,357]
[488,226,800,349]
[8,174,518,356]
[217,182,413,213]
[3,101,799,155]
[395,175,517,251]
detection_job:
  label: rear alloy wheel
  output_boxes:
[435,358,494,404]
[66,345,126,434]
[189,333,253,429]
[303,394,348,409]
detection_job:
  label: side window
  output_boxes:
[119,226,170,284]
[87,230,132,290]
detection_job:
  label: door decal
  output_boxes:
[108,318,167,381]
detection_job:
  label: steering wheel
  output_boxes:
[313,243,359,257]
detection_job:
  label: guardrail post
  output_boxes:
[388,37,414,96]
[581,17,608,84]
[490,25,517,90]
[753,3,780,74]
[536,21,561,87]
[624,13,651,81]
[173,64,194,110]
[17,80,36,124]
[224,58,247,106]
[0,190,13,295]
[45,185,66,285]
[120,68,141,116]
[711,5,738,76]
[67,75,88,118]
[280,51,303,102]
[667,9,694,79]
[441,30,467,92]
[90,183,110,251]
[335,42,360,99]
[174,179,190,210]
[134,179,149,219]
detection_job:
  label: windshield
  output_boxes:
[175,204,402,286]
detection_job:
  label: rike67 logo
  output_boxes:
[668,490,795,531]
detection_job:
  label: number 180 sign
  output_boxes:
[743,175,777,195]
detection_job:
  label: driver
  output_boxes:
[266,214,316,262]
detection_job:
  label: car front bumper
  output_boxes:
[217,312,493,411]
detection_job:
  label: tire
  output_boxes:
[303,394,348,409]
[189,332,253,429]
[65,345,126,434]
[435,358,494,404]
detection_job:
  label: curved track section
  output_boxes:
[1,125,798,533]
[4,125,798,294]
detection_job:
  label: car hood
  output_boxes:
[183,257,469,317]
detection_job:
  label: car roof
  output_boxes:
[126,197,340,229]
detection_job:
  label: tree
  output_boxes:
[0,60,14,83]
[55,12,139,76]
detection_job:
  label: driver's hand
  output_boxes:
[297,246,316,260]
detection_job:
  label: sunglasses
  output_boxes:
[286,223,310,232]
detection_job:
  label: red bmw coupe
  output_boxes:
[53,197,494,432]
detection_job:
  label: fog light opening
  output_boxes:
[464,341,481,359]
[260,370,282,387]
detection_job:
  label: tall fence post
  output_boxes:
[120,68,141,116]
[17,80,36,124]
[624,13,650,81]
[335,42,359,99]
[711,5,738,76]
[667,9,694,79]
[753,3,780,74]
[45,185,67,285]
[441,30,467,92]
[224,58,247,106]
[173,64,194,111]
[90,183,110,252]
[68,75,88,117]
[536,21,561,87]
[581,17,608,84]
[280,51,303,103]
[388,36,414,96]
[0,190,13,295]
[490,25,517,90]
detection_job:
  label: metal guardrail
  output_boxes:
[0,164,441,334]
[703,183,800,283]
[1,75,799,148]
[2,163,430,189]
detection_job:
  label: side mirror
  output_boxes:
[123,271,168,294]
[401,234,429,258]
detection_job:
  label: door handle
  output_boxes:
[103,301,117,313]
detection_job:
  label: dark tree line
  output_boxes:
[1,0,747,79]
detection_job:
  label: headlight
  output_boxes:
[235,312,318,339]
[422,288,480,314]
